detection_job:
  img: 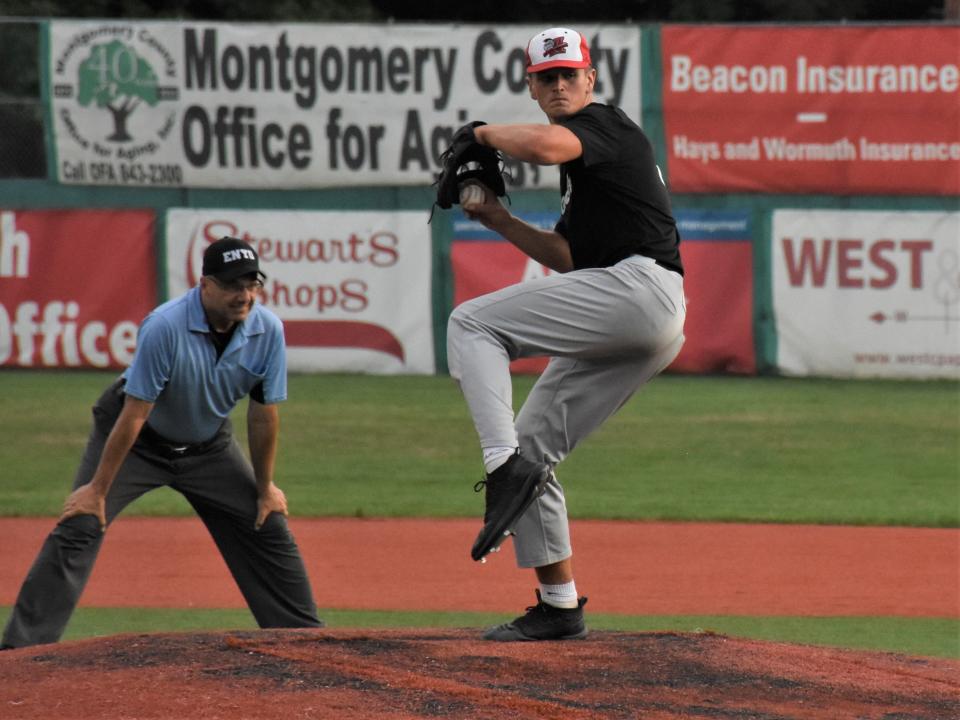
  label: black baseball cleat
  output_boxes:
[470,451,551,561]
[482,590,588,641]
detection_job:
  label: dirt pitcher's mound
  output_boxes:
[2,629,958,720]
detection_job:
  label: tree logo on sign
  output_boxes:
[77,40,159,142]
[51,24,182,186]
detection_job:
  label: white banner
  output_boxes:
[772,209,960,379]
[165,209,435,374]
[49,21,640,189]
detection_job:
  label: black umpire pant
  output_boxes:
[2,379,322,649]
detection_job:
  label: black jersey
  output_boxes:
[555,103,683,275]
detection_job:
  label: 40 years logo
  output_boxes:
[51,24,183,185]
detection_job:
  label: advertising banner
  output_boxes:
[451,209,754,375]
[772,209,960,378]
[0,209,156,369]
[662,25,960,195]
[48,21,640,190]
[671,210,755,374]
[165,209,434,374]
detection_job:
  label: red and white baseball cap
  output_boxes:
[525,27,592,73]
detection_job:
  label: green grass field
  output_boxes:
[3,371,958,524]
[0,607,955,659]
[2,370,958,657]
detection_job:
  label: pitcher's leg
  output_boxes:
[511,337,685,568]
[447,264,677,454]
[447,296,520,451]
[447,271,620,453]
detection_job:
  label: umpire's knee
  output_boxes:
[254,512,296,543]
[51,514,103,550]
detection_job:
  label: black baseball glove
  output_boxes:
[430,121,507,220]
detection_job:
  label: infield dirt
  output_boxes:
[1,517,958,719]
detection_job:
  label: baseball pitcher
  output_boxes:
[441,27,686,641]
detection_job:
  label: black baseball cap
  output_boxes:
[202,237,266,282]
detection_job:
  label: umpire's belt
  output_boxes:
[137,422,225,459]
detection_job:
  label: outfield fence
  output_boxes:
[0,18,957,378]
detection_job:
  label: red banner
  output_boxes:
[671,244,755,375]
[662,25,960,195]
[0,209,156,369]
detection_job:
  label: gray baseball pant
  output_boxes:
[447,254,686,568]
[2,380,321,649]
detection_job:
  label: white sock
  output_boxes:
[482,446,516,474]
[540,580,579,609]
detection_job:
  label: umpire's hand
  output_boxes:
[255,482,289,530]
[60,483,107,532]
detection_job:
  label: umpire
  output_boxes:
[447,28,686,640]
[2,237,322,649]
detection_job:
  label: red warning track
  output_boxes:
[2,517,956,617]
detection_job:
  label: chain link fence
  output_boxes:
[0,18,45,178]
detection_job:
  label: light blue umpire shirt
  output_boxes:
[122,286,287,444]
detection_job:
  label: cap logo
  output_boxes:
[222,248,256,264]
[542,36,569,58]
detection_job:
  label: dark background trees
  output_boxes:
[0,0,952,21]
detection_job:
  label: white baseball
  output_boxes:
[459,182,486,209]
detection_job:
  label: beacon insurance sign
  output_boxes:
[662,25,960,195]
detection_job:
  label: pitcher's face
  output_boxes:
[528,67,596,121]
